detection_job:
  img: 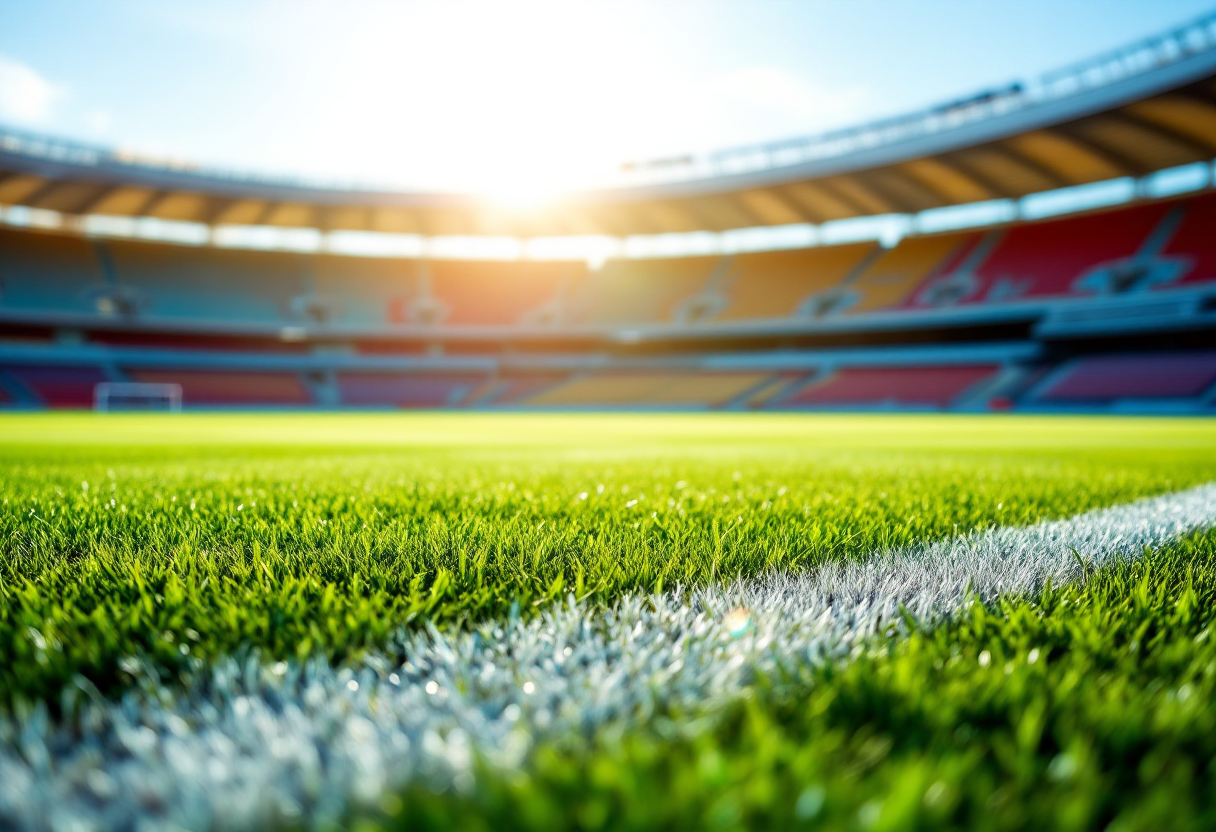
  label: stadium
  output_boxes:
[2,11,1215,413]
[2,4,1216,831]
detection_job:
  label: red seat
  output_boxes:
[129,370,312,405]
[1033,353,1216,401]
[1161,194,1216,288]
[785,365,997,407]
[6,365,107,408]
[337,373,485,407]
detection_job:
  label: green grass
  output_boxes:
[3,413,1215,709]
[376,528,1216,832]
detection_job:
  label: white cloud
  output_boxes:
[0,56,66,125]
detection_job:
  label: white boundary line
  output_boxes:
[3,483,1216,831]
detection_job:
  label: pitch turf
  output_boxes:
[2,413,1216,831]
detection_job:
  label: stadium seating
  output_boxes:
[108,241,303,324]
[3,192,1215,414]
[949,203,1172,304]
[526,371,771,407]
[429,260,582,326]
[562,257,717,325]
[127,369,312,405]
[0,228,106,316]
[4,364,107,407]
[1031,353,1216,401]
[848,233,975,314]
[313,255,419,326]
[481,373,571,405]
[1161,194,1216,287]
[336,372,486,407]
[715,244,876,320]
[781,365,998,407]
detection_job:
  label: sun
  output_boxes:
[484,179,565,210]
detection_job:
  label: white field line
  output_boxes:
[3,483,1216,832]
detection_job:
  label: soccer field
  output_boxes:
[3,413,1216,831]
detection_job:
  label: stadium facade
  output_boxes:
[0,13,1214,412]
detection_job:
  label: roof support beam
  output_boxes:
[807,181,870,217]
[851,170,933,214]
[74,185,122,216]
[1113,107,1216,160]
[18,179,67,209]
[944,153,1031,200]
[899,158,997,204]
[1053,119,1163,177]
[136,191,171,218]
[989,144,1075,192]
[201,198,241,226]
[253,202,279,226]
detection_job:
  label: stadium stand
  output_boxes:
[4,365,109,408]
[336,372,486,408]
[1030,353,1216,402]
[901,233,992,309]
[847,234,974,314]
[429,260,581,326]
[0,228,106,316]
[1161,194,1216,287]
[479,373,571,405]
[108,241,303,324]
[562,257,716,325]
[2,193,1214,414]
[715,244,876,320]
[781,365,999,408]
[1,15,1215,414]
[127,369,313,406]
[527,371,772,407]
[312,255,419,326]
[931,203,1172,305]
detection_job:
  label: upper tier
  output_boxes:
[1,192,1213,341]
[1,12,1215,236]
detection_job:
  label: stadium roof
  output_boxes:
[1,12,1215,238]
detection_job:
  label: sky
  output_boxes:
[0,0,1213,197]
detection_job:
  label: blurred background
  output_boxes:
[0,0,1214,413]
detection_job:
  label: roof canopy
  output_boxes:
[2,13,1215,237]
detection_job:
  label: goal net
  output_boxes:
[94,382,183,412]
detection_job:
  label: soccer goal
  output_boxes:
[94,382,183,412]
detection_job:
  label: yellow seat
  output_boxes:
[716,244,875,321]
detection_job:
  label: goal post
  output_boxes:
[94,382,183,413]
